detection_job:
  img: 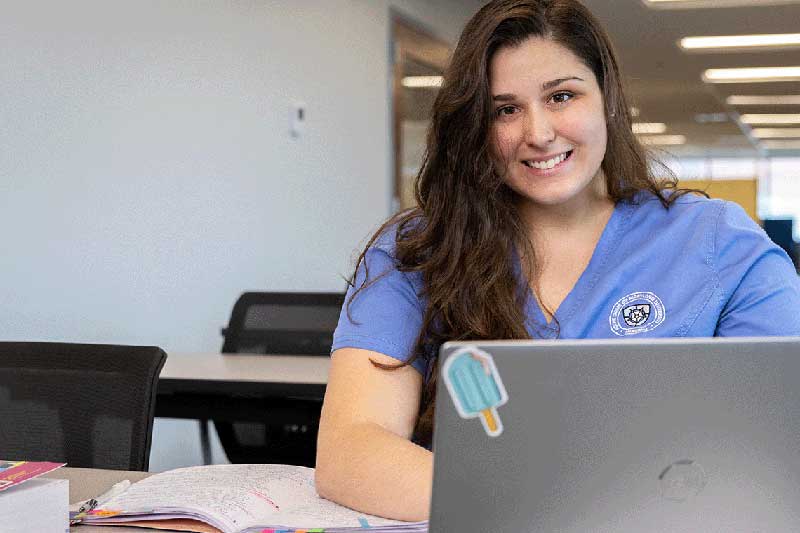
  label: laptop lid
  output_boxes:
[429,337,800,532]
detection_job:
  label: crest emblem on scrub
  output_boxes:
[623,304,651,327]
[609,292,665,336]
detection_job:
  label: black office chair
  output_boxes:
[0,342,166,471]
[213,291,344,467]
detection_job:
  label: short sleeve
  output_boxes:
[332,241,427,375]
[714,201,800,336]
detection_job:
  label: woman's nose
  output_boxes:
[522,111,556,147]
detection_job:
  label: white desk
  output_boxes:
[156,352,329,412]
[156,352,331,464]
[161,352,330,385]
[44,467,152,532]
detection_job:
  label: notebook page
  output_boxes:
[98,464,418,532]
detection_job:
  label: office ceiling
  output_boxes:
[580,0,800,157]
[404,0,800,157]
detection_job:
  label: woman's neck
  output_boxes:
[517,185,615,246]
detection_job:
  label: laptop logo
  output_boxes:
[443,347,509,437]
[609,291,666,336]
[658,460,707,502]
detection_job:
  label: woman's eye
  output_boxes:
[495,106,517,118]
[550,92,574,104]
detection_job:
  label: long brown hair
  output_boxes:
[347,0,694,447]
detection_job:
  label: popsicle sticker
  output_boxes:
[443,347,509,437]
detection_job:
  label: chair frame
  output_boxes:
[0,342,166,471]
[209,291,344,466]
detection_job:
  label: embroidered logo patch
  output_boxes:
[610,291,665,336]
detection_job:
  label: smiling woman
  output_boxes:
[490,37,609,211]
[314,0,800,523]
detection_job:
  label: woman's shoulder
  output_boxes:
[625,189,766,250]
[369,212,427,256]
[626,188,733,222]
[629,188,721,208]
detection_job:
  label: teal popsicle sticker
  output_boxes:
[443,347,509,437]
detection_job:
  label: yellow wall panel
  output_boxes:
[678,179,759,223]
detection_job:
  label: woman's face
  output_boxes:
[489,37,608,210]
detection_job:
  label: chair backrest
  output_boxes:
[0,342,166,471]
[215,292,344,466]
[221,292,345,355]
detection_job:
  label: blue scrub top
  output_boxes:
[332,192,800,376]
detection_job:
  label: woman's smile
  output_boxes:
[521,149,574,174]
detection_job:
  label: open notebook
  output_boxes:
[74,464,427,533]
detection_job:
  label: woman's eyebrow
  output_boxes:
[493,76,587,101]
[542,76,584,90]
[493,93,517,102]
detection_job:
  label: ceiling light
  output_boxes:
[695,113,728,123]
[643,0,800,9]
[638,134,687,145]
[401,76,443,88]
[680,33,800,52]
[727,95,800,105]
[703,66,800,83]
[761,140,800,149]
[632,122,667,134]
[740,114,800,125]
[751,128,800,138]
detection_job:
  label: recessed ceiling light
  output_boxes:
[740,114,800,125]
[751,128,800,138]
[727,95,800,105]
[632,122,667,134]
[643,0,800,9]
[680,33,800,52]
[638,134,687,145]
[703,67,800,83]
[761,140,800,149]
[401,76,443,88]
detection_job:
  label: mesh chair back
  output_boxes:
[216,291,344,466]
[222,292,344,355]
[0,342,166,471]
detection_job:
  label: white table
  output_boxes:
[156,352,331,463]
[44,467,152,532]
[160,352,330,386]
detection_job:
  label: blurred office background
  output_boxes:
[2,0,799,470]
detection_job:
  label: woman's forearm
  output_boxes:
[315,421,433,522]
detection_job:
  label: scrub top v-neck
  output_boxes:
[523,198,633,339]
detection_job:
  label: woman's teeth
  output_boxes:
[524,151,568,170]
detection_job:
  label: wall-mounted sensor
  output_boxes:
[290,102,306,138]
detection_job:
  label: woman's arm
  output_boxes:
[315,347,432,522]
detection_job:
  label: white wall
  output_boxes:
[0,0,482,469]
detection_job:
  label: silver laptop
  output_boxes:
[429,337,800,532]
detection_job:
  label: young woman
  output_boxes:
[315,0,800,521]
